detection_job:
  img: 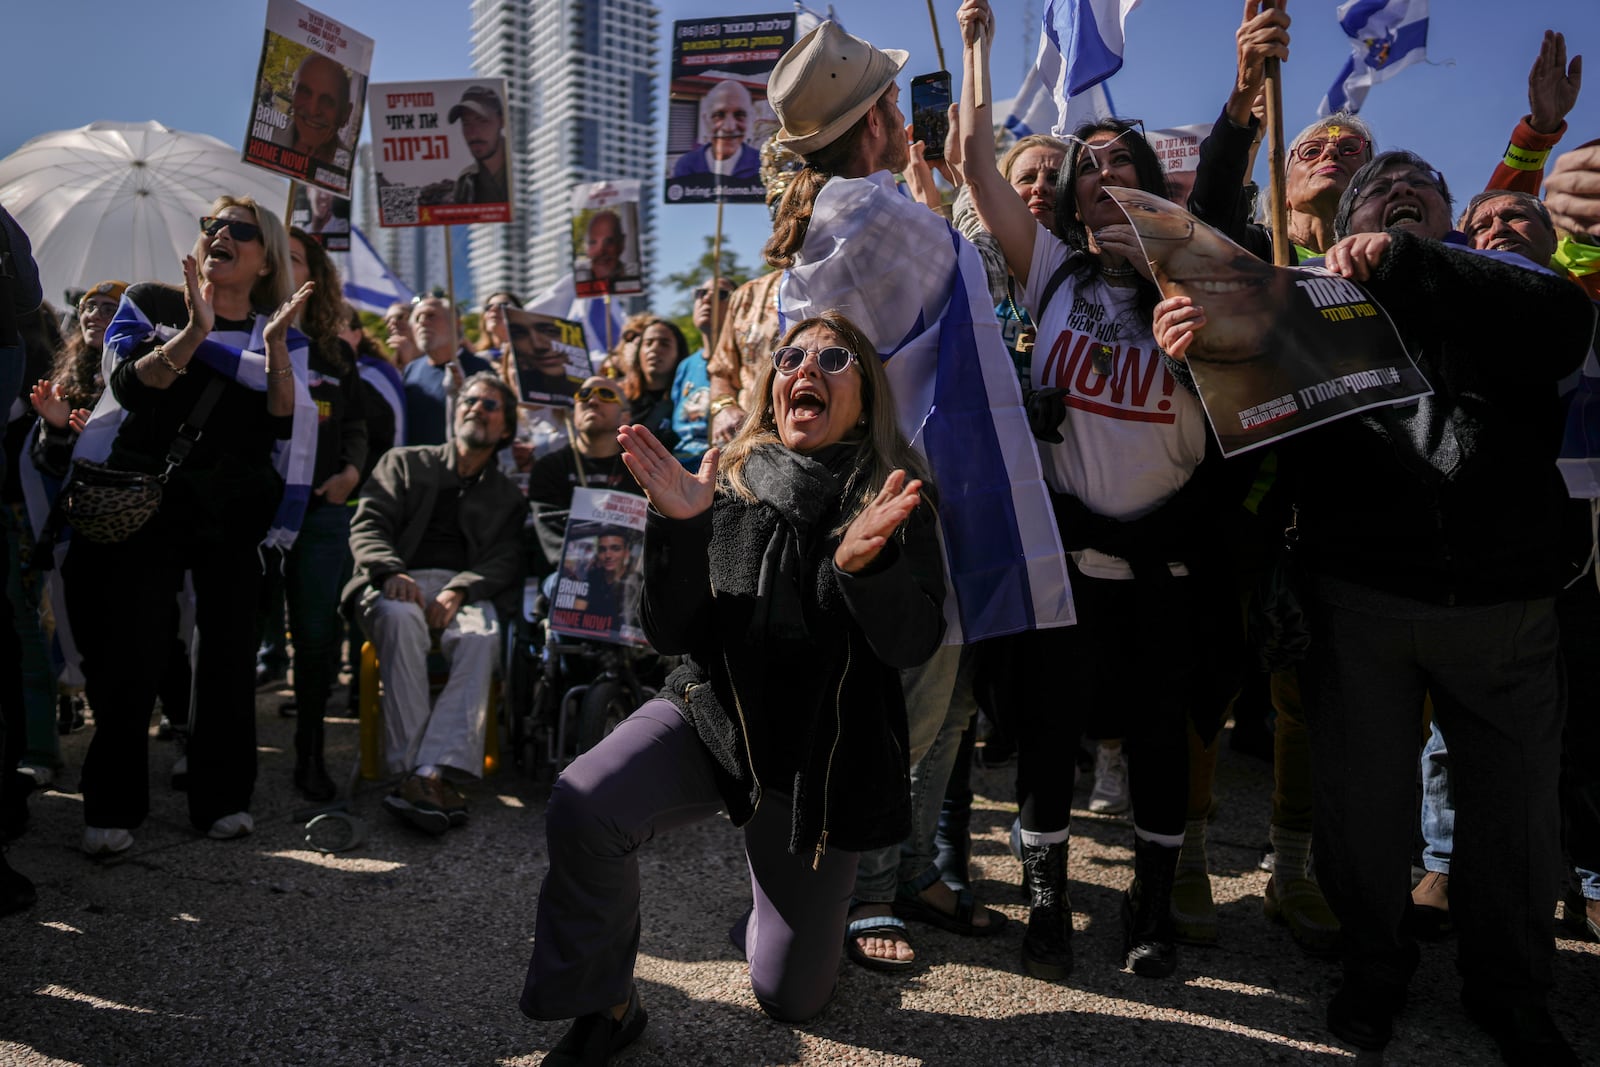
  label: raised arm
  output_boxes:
[958,0,1040,286]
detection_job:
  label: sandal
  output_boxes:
[892,882,1007,937]
[844,916,918,972]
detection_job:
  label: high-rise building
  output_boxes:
[468,0,659,307]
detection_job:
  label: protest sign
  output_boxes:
[369,78,513,226]
[1146,123,1211,206]
[1105,187,1431,456]
[242,0,372,196]
[289,184,350,251]
[571,181,644,298]
[549,489,649,648]
[504,307,587,406]
[665,13,795,205]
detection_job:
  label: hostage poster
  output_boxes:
[664,13,795,205]
[369,78,512,226]
[549,489,649,648]
[242,0,373,196]
[503,308,587,406]
[289,184,350,251]
[1105,187,1431,456]
[571,181,644,299]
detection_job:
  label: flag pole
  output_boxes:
[1263,2,1291,267]
[709,196,725,358]
[925,0,947,71]
[443,225,458,324]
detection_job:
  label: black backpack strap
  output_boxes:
[159,375,228,483]
[1034,258,1079,325]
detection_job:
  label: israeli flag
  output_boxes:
[1318,0,1429,116]
[1001,1,1121,139]
[335,226,415,314]
[779,174,1075,643]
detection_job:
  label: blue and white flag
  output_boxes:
[778,174,1075,643]
[793,3,839,36]
[74,293,317,550]
[1318,0,1429,116]
[1002,2,1119,139]
[335,226,415,315]
[358,351,407,449]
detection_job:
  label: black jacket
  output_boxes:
[642,487,945,859]
[1284,230,1598,604]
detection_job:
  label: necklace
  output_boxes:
[1099,262,1137,279]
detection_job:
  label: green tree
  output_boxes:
[664,236,754,315]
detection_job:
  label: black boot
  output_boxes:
[293,724,336,803]
[1122,836,1180,977]
[1020,840,1073,980]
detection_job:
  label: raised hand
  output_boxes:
[29,379,72,429]
[1529,30,1582,135]
[264,281,316,348]
[957,0,993,48]
[618,423,717,519]
[836,469,923,574]
[1230,0,1291,125]
[182,254,215,336]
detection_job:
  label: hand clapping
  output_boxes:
[835,470,923,574]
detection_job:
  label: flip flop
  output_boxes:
[892,885,1008,937]
[844,916,918,972]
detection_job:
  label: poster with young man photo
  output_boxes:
[242,0,373,196]
[549,489,649,648]
[368,78,513,226]
[503,307,588,406]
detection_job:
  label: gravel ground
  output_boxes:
[3,687,1597,1066]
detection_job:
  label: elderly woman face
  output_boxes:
[1345,162,1451,240]
[196,205,268,295]
[771,324,864,454]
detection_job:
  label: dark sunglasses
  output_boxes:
[458,394,502,413]
[575,384,622,404]
[773,345,856,374]
[1292,135,1369,163]
[200,216,263,243]
[694,287,732,302]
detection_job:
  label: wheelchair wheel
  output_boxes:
[575,679,631,755]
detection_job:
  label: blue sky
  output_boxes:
[4,0,1599,308]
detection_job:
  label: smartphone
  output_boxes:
[910,71,952,161]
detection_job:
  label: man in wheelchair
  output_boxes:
[345,373,528,835]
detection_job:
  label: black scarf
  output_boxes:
[739,443,857,644]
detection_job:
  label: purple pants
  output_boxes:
[521,699,858,1024]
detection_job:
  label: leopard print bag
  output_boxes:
[58,459,163,543]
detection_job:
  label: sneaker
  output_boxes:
[1327,980,1404,1051]
[82,826,134,858]
[1263,874,1341,956]
[1408,870,1451,940]
[437,779,470,828]
[382,774,451,837]
[1088,744,1130,815]
[207,812,254,840]
[1564,887,1600,942]
[545,984,647,1066]
[1170,867,1218,946]
[57,694,86,736]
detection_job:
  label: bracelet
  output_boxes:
[709,395,738,416]
[267,365,294,379]
[153,345,186,376]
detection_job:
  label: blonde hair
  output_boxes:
[206,195,293,313]
[998,134,1070,180]
[718,309,930,533]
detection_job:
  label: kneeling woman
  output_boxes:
[521,311,946,1059]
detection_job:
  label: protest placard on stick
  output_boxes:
[369,78,513,227]
[571,181,644,299]
[549,489,650,648]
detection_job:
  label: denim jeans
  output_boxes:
[853,642,970,904]
[284,503,354,740]
[1420,720,1454,874]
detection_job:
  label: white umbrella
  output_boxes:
[0,120,289,306]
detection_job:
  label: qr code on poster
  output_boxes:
[380,185,419,225]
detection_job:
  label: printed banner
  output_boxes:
[289,184,350,251]
[570,181,644,298]
[1146,123,1210,206]
[242,0,372,195]
[503,308,587,406]
[368,78,513,226]
[665,13,795,205]
[1105,187,1431,456]
[549,489,649,647]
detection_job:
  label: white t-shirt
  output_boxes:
[1020,228,1208,579]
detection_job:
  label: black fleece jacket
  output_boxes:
[1282,229,1598,605]
[641,488,946,859]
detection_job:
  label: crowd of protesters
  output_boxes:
[5,6,1600,1066]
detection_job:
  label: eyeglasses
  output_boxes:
[1292,135,1370,164]
[458,394,502,413]
[79,299,119,318]
[1349,168,1445,211]
[575,384,622,404]
[694,287,732,302]
[772,345,857,374]
[200,216,263,243]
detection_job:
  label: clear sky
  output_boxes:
[4,0,1599,310]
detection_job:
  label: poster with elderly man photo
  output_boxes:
[368,78,512,226]
[665,13,795,204]
[242,0,373,195]
[571,181,643,298]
